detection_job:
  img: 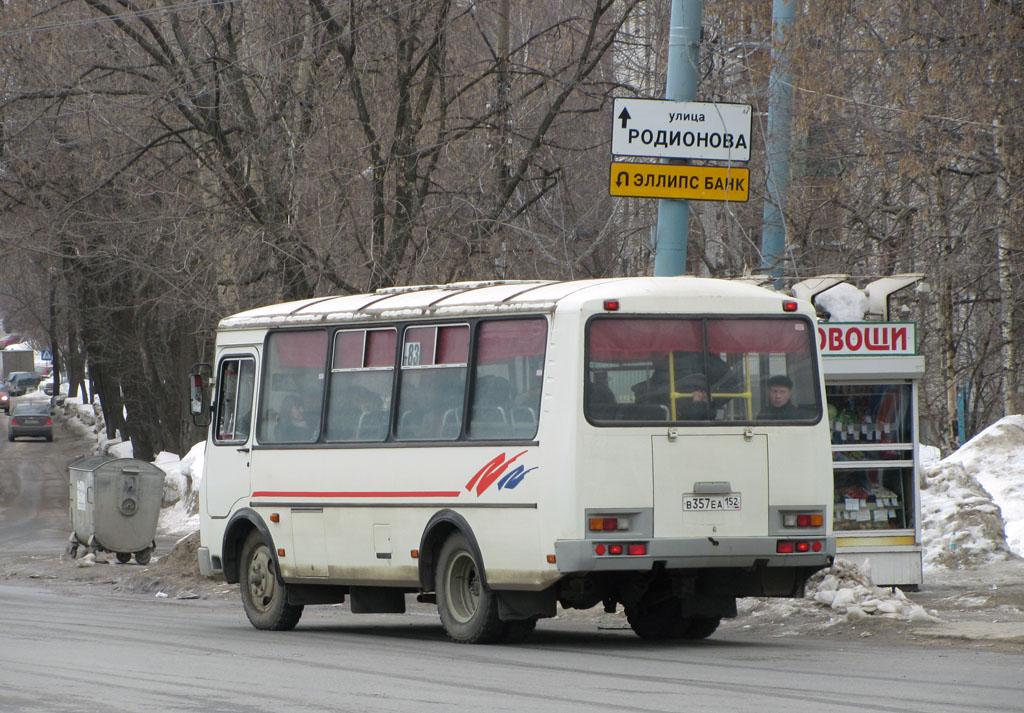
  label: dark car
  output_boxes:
[0,387,8,414]
[8,401,53,441]
[7,372,43,397]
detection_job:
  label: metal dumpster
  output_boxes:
[66,456,164,564]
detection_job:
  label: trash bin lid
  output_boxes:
[68,455,164,477]
[69,455,121,473]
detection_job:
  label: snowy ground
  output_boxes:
[53,392,1024,635]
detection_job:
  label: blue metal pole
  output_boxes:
[760,0,796,284]
[653,0,703,277]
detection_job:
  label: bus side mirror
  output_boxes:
[189,363,212,427]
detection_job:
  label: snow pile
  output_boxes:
[931,415,1024,557]
[806,560,940,623]
[815,283,869,321]
[155,443,204,535]
[919,417,1024,569]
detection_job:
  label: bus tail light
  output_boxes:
[594,542,648,556]
[782,300,798,312]
[777,540,824,554]
[603,299,620,311]
[589,517,631,532]
[782,511,824,528]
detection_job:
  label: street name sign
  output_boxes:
[609,162,749,202]
[611,98,752,162]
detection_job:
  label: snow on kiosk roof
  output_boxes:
[217,276,803,330]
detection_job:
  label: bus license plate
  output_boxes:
[683,494,741,511]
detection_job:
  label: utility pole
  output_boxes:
[652,0,703,277]
[759,0,796,285]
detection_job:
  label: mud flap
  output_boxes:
[496,589,557,621]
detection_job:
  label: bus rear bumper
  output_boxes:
[554,535,835,573]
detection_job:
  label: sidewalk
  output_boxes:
[903,557,1024,646]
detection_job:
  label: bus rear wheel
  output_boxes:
[502,617,538,643]
[239,530,303,631]
[681,616,721,640]
[625,597,688,640]
[436,533,504,644]
[626,598,722,641]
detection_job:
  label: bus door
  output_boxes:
[206,351,258,517]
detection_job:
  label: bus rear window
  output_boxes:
[585,317,820,425]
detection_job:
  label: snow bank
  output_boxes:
[738,559,941,626]
[920,415,1024,566]
[936,415,1024,557]
[806,560,940,623]
[156,443,204,535]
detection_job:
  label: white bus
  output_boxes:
[191,277,835,643]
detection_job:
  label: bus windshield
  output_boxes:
[585,316,821,424]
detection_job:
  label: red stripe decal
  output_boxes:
[251,491,462,498]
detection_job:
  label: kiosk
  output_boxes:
[794,275,926,589]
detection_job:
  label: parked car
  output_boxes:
[7,372,43,397]
[0,387,8,414]
[8,401,53,441]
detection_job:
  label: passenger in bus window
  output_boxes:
[586,370,616,406]
[632,353,669,405]
[277,395,316,441]
[675,373,710,420]
[757,374,802,419]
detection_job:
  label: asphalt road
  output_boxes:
[0,404,92,556]
[1,581,1022,713]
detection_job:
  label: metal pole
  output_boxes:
[653,0,703,277]
[760,0,796,285]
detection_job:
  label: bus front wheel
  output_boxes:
[239,530,303,631]
[436,533,503,644]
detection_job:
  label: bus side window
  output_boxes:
[214,357,255,444]
[258,330,328,444]
[469,318,547,440]
[326,328,396,443]
[396,324,468,441]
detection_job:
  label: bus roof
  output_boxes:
[217,276,803,331]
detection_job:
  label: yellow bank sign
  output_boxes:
[609,162,749,202]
